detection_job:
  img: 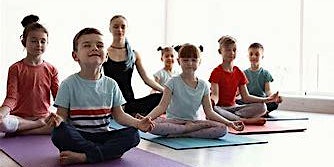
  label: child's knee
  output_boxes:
[267,102,279,112]
[51,122,67,143]
[0,115,19,133]
[128,127,140,146]
[215,126,228,138]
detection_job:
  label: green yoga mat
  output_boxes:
[110,120,267,150]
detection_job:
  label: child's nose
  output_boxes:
[92,45,99,50]
[117,27,123,32]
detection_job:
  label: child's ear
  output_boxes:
[72,51,79,61]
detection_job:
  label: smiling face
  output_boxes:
[177,44,201,73]
[72,34,106,67]
[25,30,48,57]
[248,47,264,66]
[220,43,237,63]
[161,48,175,67]
[178,57,200,73]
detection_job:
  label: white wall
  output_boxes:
[0,0,165,101]
[1,0,334,114]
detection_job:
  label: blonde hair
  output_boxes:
[218,35,236,47]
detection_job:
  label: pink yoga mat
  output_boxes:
[229,121,307,135]
[0,135,190,167]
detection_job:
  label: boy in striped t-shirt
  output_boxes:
[47,28,154,165]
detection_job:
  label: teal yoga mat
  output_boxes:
[110,120,268,150]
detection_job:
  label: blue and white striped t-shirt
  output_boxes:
[54,73,126,133]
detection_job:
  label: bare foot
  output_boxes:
[241,117,266,126]
[59,151,87,165]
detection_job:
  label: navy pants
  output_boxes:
[51,122,140,163]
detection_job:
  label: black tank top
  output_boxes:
[103,57,135,102]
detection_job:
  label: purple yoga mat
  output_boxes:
[0,135,190,167]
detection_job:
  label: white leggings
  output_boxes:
[0,115,19,133]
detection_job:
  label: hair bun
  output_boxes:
[198,45,204,52]
[21,15,39,27]
[174,45,182,52]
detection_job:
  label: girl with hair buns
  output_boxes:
[0,14,59,136]
[140,44,244,139]
[151,46,179,93]
[103,15,163,116]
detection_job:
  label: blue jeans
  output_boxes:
[51,122,140,163]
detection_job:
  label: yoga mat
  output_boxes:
[265,111,309,121]
[110,120,268,150]
[229,121,307,135]
[0,135,190,167]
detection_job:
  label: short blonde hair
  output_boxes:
[218,35,236,47]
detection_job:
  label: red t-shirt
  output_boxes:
[2,59,59,118]
[209,65,248,107]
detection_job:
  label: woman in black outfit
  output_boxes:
[103,15,163,116]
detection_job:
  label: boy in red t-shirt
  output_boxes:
[209,36,280,125]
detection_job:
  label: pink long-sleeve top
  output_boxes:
[2,59,59,118]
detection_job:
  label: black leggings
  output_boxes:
[124,93,163,116]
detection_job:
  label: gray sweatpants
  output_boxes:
[213,103,266,121]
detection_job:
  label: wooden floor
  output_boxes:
[1,110,333,167]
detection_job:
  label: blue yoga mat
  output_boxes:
[110,120,268,150]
